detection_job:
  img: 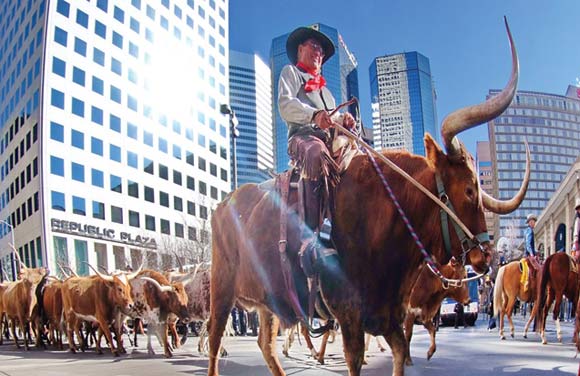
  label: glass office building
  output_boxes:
[229,50,274,188]
[488,88,580,241]
[270,23,359,173]
[369,52,438,155]
[0,0,230,279]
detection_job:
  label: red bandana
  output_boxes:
[296,62,326,92]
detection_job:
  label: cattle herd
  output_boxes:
[0,256,212,358]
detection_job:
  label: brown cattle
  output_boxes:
[536,252,579,345]
[493,259,538,340]
[1,266,48,350]
[41,278,64,349]
[207,21,528,376]
[0,282,8,345]
[403,258,469,363]
[61,272,134,356]
[128,270,190,358]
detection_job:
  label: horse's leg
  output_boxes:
[523,300,538,338]
[384,324,406,376]
[541,288,555,345]
[498,305,506,340]
[402,313,414,366]
[300,322,318,359]
[505,295,517,339]
[256,309,284,376]
[552,293,564,343]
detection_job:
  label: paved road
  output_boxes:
[0,317,577,375]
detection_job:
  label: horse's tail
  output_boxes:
[535,255,552,333]
[493,265,506,318]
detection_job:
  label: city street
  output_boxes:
[0,317,577,375]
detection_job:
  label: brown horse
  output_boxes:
[207,21,528,376]
[492,259,538,340]
[536,252,579,345]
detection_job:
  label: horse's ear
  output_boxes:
[450,256,459,266]
[424,134,443,167]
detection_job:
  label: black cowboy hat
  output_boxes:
[286,26,335,65]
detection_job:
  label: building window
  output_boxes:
[110,85,121,103]
[93,201,105,219]
[174,196,183,211]
[172,144,181,159]
[74,37,87,56]
[72,196,86,215]
[50,156,64,176]
[76,9,89,28]
[158,137,168,153]
[199,181,207,195]
[110,114,121,132]
[91,106,103,125]
[92,76,104,94]
[175,223,184,238]
[187,201,195,216]
[110,144,121,162]
[128,180,139,198]
[127,123,138,139]
[51,191,65,211]
[129,210,140,227]
[91,169,104,187]
[52,57,66,77]
[91,137,103,156]
[72,97,84,117]
[159,164,168,180]
[71,162,85,182]
[160,219,170,235]
[97,0,108,12]
[50,122,64,142]
[93,47,105,66]
[95,20,106,38]
[71,129,84,149]
[127,151,138,168]
[144,186,154,203]
[200,205,208,219]
[51,89,65,109]
[159,191,169,207]
[57,0,70,16]
[144,158,154,174]
[112,31,123,49]
[111,57,122,75]
[173,170,182,185]
[145,215,155,230]
[111,206,123,224]
[54,26,68,46]
[144,131,153,146]
[110,175,122,193]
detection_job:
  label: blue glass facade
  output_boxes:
[270,23,358,172]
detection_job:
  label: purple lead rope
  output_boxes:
[363,148,446,282]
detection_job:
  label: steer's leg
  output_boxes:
[256,309,284,376]
[97,319,118,357]
[384,323,407,376]
[424,317,437,360]
[341,319,365,376]
[403,313,415,365]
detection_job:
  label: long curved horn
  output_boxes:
[10,245,27,270]
[483,141,530,214]
[441,17,518,157]
[140,276,173,293]
[125,262,144,280]
[84,262,114,282]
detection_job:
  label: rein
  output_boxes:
[331,98,488,286]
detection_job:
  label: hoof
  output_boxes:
[362,358,368,365]
[282,350,288,357]
[317,357,325,365]
[427,352,434,361]
[510,333,514,338]
[406,357,414,366]
[500,336,506,340]
[69,348,76,354]
[523,334,527,339]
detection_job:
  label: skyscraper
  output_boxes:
[476,141,496,245]
[270,23,359,173]
[0,0,230,279]
[488,88,580,242]
[229,50,274,188]
[369,52,438,155]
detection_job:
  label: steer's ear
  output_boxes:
[424,133,443,168]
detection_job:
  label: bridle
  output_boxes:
[330,98,489,286]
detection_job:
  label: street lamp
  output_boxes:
[0,219,16,281]
[220,104,240,190]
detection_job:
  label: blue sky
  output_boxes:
[229,0,580,155]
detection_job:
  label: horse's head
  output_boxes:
[426,18,529,274]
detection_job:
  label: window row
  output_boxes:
[1,157,38,212]
[51,190,210,234]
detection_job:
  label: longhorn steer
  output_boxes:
[61,273,134,356]
[128,270,190,358]
[207,20,529,376]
